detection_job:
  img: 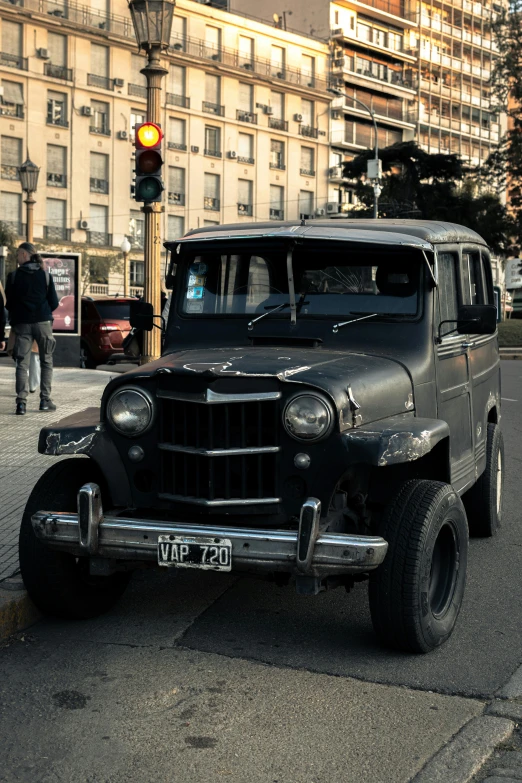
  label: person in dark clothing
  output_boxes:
[5,242,59,415]
[0,281,6,353]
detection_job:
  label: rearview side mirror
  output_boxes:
[130,301,154,332]
[457,304,497,336]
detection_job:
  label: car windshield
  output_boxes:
[180,245,421,318]
[94,302,131,321]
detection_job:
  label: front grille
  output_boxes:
[158,397,280,505]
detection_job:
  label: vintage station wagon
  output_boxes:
[20,220,502,653]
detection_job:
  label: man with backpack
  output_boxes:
[5,242,59,416]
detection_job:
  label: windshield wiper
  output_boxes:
[248,302,290,331]
[332,313,379,334]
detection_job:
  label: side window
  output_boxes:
[462,251,482,305]
[480,250,493,305]
[437,252,459,329]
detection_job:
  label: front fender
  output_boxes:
[38,407,132,507]
[343,416,450,467]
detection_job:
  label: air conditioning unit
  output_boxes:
[334,57,345,68]
[334,47,343,58]
[77,220,90,230]
[330,165,343,178]
[332,110,342,120]
[294,113,303,122]
[118,130,129,140]
[114,78,124,87]
[327,202,340,214]
[315,208,326,217]
[264,106,274,115]
[228,150,237,159]
[191,145,199,153]
[81,106,93,116]
[37,48,49,59]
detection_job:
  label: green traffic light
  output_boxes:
[136,176,163,201]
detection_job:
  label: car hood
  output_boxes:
[122,346,414,429]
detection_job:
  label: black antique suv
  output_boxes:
[20,220,502,654]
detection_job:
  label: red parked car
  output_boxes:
[80,296,134,368]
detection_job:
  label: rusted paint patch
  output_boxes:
[378,430,432,466]
[44,430,97,456]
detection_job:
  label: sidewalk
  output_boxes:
[0,361,114,581]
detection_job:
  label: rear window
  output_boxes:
[94,301,131,321]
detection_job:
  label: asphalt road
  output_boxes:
[0,361,521,782]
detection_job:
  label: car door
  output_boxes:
[435,248,474,493]
[462,247,500,480]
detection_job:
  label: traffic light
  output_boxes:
[134,122,164,203]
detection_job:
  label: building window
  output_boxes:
[1,21,23,69]
[203,220,219,227]
[204,173,220,211]
[1,191,21,233]
[204,126,221,157]
[270,139,285,170]
[271,45,285,78]
[238,132,254,164]
[168,214,185,240]
[129,54,147,96]
[89,43,111,90]
[45,198,67,240]
[0,81,24,118]
[168,65,186,105]
[89,204,109,245]
[301,54,315,87]
[130,110,145,140]
[238,179,253,216]
[90,152,109,194]
[47,144,67,188]
[91,101,110,135]
[301,99,314,127]
[300,147,315,176]
[130,259,145,286]
[269,92,287,131]
[129,210,144,248]
[168,117,186,150]
[171,15,186,50]
[204,73,223,115]
[204,25,221,60]
[1,136,21,180]
[238,82,253,113]
[47,91,68,127]
[299,190,314,219]
[168,166,185,205]
[46,32,69,79]
[269,185,284,220]
[238,35,254,68]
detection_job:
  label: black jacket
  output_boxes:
[5,263,59,326]
[0,288,5,342]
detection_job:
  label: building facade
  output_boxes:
[0,0,331,294]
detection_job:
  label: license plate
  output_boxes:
[157,535,232,571]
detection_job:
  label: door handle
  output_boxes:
[461,342,473,349]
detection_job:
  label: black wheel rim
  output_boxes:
[429,521,459,618]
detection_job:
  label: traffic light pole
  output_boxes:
[141,45,168,364]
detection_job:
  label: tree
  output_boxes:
[81,251,123,295]
[342,142,513,255]
[481,0,522,251]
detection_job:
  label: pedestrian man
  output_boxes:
[5,243,59,415]
[0,280,6,354]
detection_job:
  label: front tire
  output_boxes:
[19,459,131,620]
[463,422,503,537]
[369,480,468,654]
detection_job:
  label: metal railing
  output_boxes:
[128,83,147,98]
[166,93,190,108]
[269,208,284,220]
[3,221,26,236]
[47,172,67,187]
[300,126,319,139]
[87,74,114,91]
[86,231,112,246]
[89,125,111,137]
[269,161,286,170]
[237,110,258,124]
[269,118,288,131]
[349,0,416,22]
[44,63,72,80]
[1,164,18,180]
[203,101,225,116]
[237,156,254,164]
[90,177,109,194]
[340,54,414,90]
[167,141,187,151]
[204,197,220,211]
[43,226,72,240]
[300,168,316,177]
[168,191,185,205]
[204,148,222,158]
[47,114,69,128]
[238,203,253,216]
[0,51,27,70]
[0,104,23,118]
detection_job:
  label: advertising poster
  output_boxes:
[41,253,80,334]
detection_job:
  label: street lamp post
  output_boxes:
[17,156,41,243]
[128,0,175,363]
[121,237,132,297]
[329,89,381,218]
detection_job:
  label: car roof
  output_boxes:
[81,296,135,302]
[172,219,487,249]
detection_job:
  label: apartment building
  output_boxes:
[0,0,331,295]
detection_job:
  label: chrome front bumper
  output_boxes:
[31,484,388,578]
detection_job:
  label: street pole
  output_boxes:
[24,193,35,243]
[123,251,129,297]
[141,44,168,364]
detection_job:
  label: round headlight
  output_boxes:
[283,394,333,442]
[107,387,154,437]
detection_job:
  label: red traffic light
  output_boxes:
[136,122,163,149]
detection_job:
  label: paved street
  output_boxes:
[0,360,521,782]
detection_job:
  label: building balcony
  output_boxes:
[47,114,69,128]
[3,221,26,236]
[90,283,109,296]
[236,110,257,124]
[44,63,72,81]
[329,165,345,182]
[43,226,72,241]
[269,161,286,170]
[168,191,185,205]
[204,148,222,158]
[268,118,288,131]
[130,285,144,298]
[167,142,187,151]
[300,125,319,139]
[204,197,220,211]
[238,203,253,216]
[269,208,284,220]
[47,172,67,188]
[0,51,27,70]
[90,177,109,194]
[237,156,254,165]
[0,104,24,119]
[1,164,18,180]
[203,101,225,116]
[87,231,112,247]
[87,74,114,91]
[128,83,147,98]
[166,93,190,108]
[89,126,111,137]
[300,168,316,177]
[338,54,415,93]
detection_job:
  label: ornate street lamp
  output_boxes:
[17,155,40,243]
[121,236,132,298]
[128,0,175,363]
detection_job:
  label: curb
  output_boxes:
[412,715,515,783]
[499,353,522,360]
[0,578,41,642]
